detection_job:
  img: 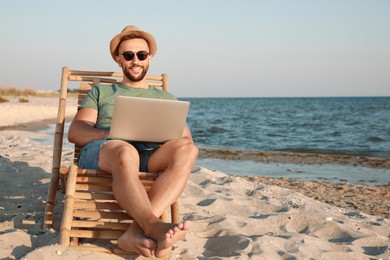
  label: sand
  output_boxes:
[0,97,389,259]
[0,97,77,129]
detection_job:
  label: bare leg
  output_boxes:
[145,138,198,257]
[147,139,197,214]
[99,141,157,256]
[99,139,198,258]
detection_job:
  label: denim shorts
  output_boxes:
[78,139,160,172]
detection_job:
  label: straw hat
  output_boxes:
[109,25,157,61]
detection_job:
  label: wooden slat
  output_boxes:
[75,184,113,192]
[70,229,123,239]
[68,70,123,77]
[74,201,123,210]
[76,176,112,185]
[77,94,89,101]
[75,168,158,180]
[69,69,162,81]
[147,81,163,87]
[75,183,151,192]
[74,192,116,200]
[139,172,159,179]
[70,245,114,254]
[73,209,130,220]
[78,89,90,94]
[70,77,162,88]
[145,75,163,81]
[140,179,155,185]
[77,168,110,176]
[79,83,93,90]
[71,220,129,230]
[69,76,121,83]
[75,173,111,179]
[69,245,152,256]
[76,176,155,187]
[78,168,157,177]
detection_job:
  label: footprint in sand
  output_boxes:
[197,198,217,207]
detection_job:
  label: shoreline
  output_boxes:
[199,147,390,170]
[2,116,390,170]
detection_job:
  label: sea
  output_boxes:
[38,96,390,185]
[182,96,390,157]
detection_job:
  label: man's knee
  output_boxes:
[147,138,198,173]
[174,139,199,161]
[100,142,140,172]
[116,145,139,164]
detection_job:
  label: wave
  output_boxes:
[366,136,385,142]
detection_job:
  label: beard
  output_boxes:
[122,64,149,82]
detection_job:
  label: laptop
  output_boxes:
[108,96,190,143]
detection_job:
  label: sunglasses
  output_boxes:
[120,51,149,61]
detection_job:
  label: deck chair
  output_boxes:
[43,66,179,256]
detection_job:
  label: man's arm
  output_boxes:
[68,107,109,147]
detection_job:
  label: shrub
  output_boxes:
[0,86,59,98]
[18,97,29,103]
[0,96,9,103]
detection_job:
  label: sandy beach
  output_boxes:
[0,97,389,259]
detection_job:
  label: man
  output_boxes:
[68,25,198,258]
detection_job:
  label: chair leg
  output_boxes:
[42,201,55,229]
[59,164,78,245]
[70,237,79,246]
[171,202,180,224]
[59,166,69,193]
[43,168,61,229]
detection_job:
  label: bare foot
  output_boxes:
[117,222,157,257]
[150,220,192,258]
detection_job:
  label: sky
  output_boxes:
[1,0,389,97]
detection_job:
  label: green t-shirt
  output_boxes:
[81,82,177,130]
